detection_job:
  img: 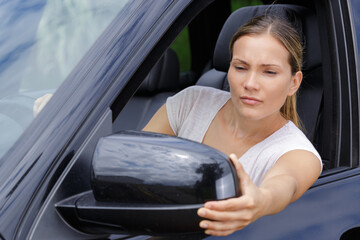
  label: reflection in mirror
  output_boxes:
[91,131,241,204]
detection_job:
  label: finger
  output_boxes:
[198,206,253,222]
[200,220,247,236]
[229,153,248,180]
[203,197,252,211]
[198,207,235,221]
[229,153,240,168]
[204,229,237,237]
[200,219,239,231]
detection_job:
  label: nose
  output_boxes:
[243,71,259,91]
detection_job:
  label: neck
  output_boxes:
[224,102,287,141]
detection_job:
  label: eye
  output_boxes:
[235,65,246,71]
[265,70,277,75]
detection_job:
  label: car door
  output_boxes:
[0,0,207,239]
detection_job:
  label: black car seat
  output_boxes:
[196,5,323,146]
[113,48,180,131]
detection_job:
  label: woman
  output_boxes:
[143,15,322,237]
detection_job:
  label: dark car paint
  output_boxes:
[91,131,240,204]
[0,0,359,239]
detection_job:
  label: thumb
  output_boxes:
[229,153,251,193]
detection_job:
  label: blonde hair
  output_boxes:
[229,15,303,128]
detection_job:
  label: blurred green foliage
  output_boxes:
[171,0,263,72]
[231,0,263,11]
[170,27,191,73]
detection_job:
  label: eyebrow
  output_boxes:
[262,63,281,68]
[232,58,281,68]
[231,59,248,65]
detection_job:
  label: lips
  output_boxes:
[240,96,262,106]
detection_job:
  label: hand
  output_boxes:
[33,93,53,116]
[197,153,269,236]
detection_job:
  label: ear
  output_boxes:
[288,71,303,96]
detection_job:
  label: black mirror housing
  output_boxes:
[92,131,240,204]
[56,131,240,236]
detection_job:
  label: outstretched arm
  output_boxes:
[198,150,322,236]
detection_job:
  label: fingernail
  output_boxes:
[200,222,208,228]
[205,203,212,209]
[198,209,206,217]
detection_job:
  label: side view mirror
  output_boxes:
[55,131,240,236]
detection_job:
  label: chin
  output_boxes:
[240,109,281,122]
[239,111,264,121]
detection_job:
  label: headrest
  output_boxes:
[213,4,321,73]
[137,48,180,95]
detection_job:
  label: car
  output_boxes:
[0,0,359,239]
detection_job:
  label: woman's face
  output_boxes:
[228,33,302,122]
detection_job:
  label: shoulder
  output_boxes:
[271,122,313,144]
[270,121,322,169]
[178,85,228,97]
[167,86,229,106]
[279,122,318,149]
[165,86,230,139]
[240,122,322,185]
[253,121,322,164]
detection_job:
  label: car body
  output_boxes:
[0,0,359,239]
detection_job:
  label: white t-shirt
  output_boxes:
[166,86,322,186]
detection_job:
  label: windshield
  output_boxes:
[0,0,129,159]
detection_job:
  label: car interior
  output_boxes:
[26,1,346,238]
[113,3,329,170]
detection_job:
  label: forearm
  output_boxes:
[259,174,298,216]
